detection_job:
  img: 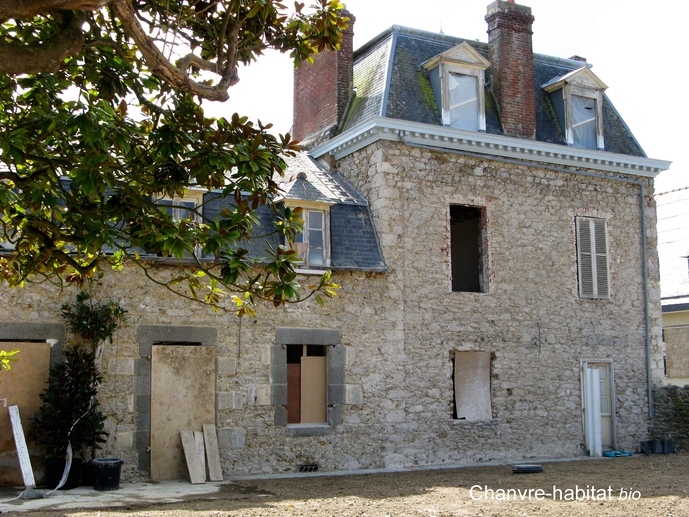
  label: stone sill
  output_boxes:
[450,418,502,427]
[285,423,333,437]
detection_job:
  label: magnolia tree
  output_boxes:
[0,0,344,315]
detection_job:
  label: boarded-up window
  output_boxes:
[448,74,479,131]
[576,217,609,299]
[285,345,327,424]
[571,95,597,150]
[454,351,492,421]
[450,205,484,292]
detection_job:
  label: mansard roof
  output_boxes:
[341,26,645,157]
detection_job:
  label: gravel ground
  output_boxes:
[2,453,688,517]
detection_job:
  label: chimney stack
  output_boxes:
[485,1,536,139]
[292,9,355,145]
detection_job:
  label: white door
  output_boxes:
[582,362,615,454]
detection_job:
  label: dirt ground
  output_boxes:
[3,453,689,517]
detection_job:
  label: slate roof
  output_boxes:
[204,153,387,272]
[276,152,367,206]
[342,26,645,157]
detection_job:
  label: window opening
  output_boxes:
[285,345,327,424]
[453,351,492,421]
[448,74,479,131]
[450,205,484,292]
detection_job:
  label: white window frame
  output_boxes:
[283,202,331,270]
[422,42,490,133]
[440,63,486,132]
[576,216,610,299]
[156,192,203,223]
[543,68,607,151]
[155,191,204,258]
[565,85,604,150]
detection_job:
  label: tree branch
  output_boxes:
[111,0,239,102]
[0,0,113,20]
[0,11,85,74]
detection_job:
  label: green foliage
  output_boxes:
[30,346,108,460]
[0,0,346,314]
[0,348,20,381]
[62,290,127,353]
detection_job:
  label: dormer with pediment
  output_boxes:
[542,66,608,150]
[422,42,491,132]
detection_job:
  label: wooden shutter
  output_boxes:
[576,217,609,298]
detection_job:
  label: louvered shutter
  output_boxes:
[576,217,609,299]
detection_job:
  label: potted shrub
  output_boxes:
[30,346,108,489]
[60,288,127,487]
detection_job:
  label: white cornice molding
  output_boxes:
[310,117,671,178]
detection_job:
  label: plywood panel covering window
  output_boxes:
[454,351,492,421]
[450,205,484,292]
[285,345,327,424]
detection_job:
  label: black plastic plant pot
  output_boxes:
[93,458,124,491]
[45,458,82,490]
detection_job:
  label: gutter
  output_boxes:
[311,116,671,178]
[397,137,657,420]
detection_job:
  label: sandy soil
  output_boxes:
[3,453,689,517]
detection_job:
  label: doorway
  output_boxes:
[582,361,616,455]
[150,344,215,480]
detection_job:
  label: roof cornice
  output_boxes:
[310,117,671,178]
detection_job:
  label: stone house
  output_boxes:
[0,0,673,483]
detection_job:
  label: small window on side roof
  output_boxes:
[542,66,608,151]
[287,206,330,269]
[422,42,489,133]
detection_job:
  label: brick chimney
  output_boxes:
[485,1,536,139]
[292,9,355,145]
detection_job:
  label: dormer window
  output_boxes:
[423,42,490,132]
[159,199,197,221]
[293,208,327,267]
[282,201,331,270]
[542,66,607,150]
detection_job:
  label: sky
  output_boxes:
[203,0,687,193]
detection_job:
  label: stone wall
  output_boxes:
[652,385,689,451]
[0,139,664,481]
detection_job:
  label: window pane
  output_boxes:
[309,248,324,266]
[309,211,323,230]
[159,199,173,216]
[310,228,323,249]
